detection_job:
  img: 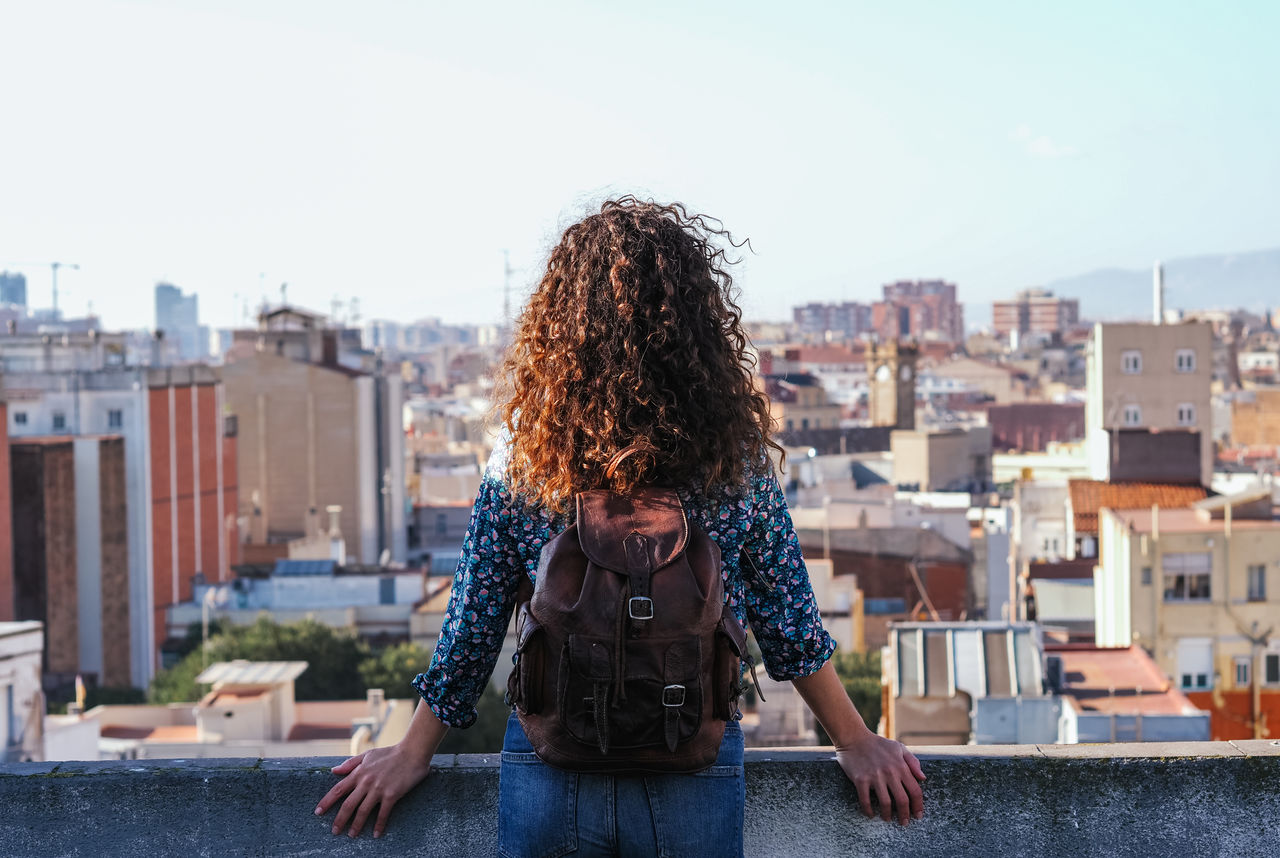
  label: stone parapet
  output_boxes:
[2,741,1278,856]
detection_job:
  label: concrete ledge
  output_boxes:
[2,742,1279,856]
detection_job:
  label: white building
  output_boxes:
[1,622,44,763]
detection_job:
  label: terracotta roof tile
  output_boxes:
[1047,645,1200,716]
[1068,480,1208,535]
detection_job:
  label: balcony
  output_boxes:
[2,741,1277,856]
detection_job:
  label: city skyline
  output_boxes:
[2,1,1278,331]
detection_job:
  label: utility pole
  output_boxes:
[0,261,80,319]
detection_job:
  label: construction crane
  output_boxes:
[0,261,80,318]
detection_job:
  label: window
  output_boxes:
[1164,552,1212,601]
[1141,566,1152,586]
[1123,404,1143,426]
[1176,403,1196,426]
[785,419,794,431]
[1175,349,1197,373]
[1266,654,1280,686]
[1177,638,1212,690]
[1121,350,1142,374]
[801,418,810,430]
[1180,672,1210,690]
[1247,564,1266,602]
[13,411,26,426]
[52,411,66,431]
[107,409,124,429]
[1235,657,1251,688]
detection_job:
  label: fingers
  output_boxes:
[873,780,893,823]
[348,792,378,838]
[373,799,396,840]
[903,748,927,783]
[315,771,358,817]
[331,752,365,776]
[888,778,911,827]
[855,777,874,819]
[906,774,924,821]
[332,783,368,836]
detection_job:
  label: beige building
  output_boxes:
[224,317,406,565]
[1095,491,1280,695]
[1231,388,1280,447]
[1085,321,1214,487]
[46,660,415,760]
[891,426,992,492]
[930,356,1031,405]
[764,374,843,433]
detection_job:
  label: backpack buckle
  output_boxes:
[628,596,654,620]
[662,684,685,707]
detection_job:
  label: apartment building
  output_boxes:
[2,355,237,687]
[992,288,1080,341]
[223,307,406,566]
[1085,321,1214,487]
[1095,491,1280,697]
[872,280,964,345]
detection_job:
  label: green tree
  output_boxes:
[149,615,370,703]
[358,641,433,699]
[359,641,510,753]
[814,649,883,744]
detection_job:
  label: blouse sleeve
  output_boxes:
[740,465,837,681]
[410,452,527,728]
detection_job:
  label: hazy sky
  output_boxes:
[2,0,1277,331]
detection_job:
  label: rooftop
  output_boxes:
[1068,479,1209,534]
[1049,645,1201,717]
[1107,506,1280,534]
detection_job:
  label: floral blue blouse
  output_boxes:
[411,443,836,728]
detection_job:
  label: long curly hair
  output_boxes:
[498,197,781,513]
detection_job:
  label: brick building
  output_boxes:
[9,437,131,691]
[987,402,1085,452]
[3,359,237,687]
[992,288,1080,341]
[795,527,970,648]
[872,280,964,344]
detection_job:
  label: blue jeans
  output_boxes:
[498,711,745,858]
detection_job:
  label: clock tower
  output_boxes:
[867,340,919,429]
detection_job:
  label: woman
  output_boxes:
[315,198,926,852]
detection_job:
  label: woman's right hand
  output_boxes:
[315,743,433,839]
[834,731,926,826]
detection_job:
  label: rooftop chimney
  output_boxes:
[1153,262,1164,325]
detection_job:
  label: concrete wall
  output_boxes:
[3,743,1278,856]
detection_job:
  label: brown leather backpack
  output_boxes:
[505,487,754,774]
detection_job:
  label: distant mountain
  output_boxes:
[1044,247,1280,321]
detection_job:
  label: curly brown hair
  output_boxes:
[497,197,781,513]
